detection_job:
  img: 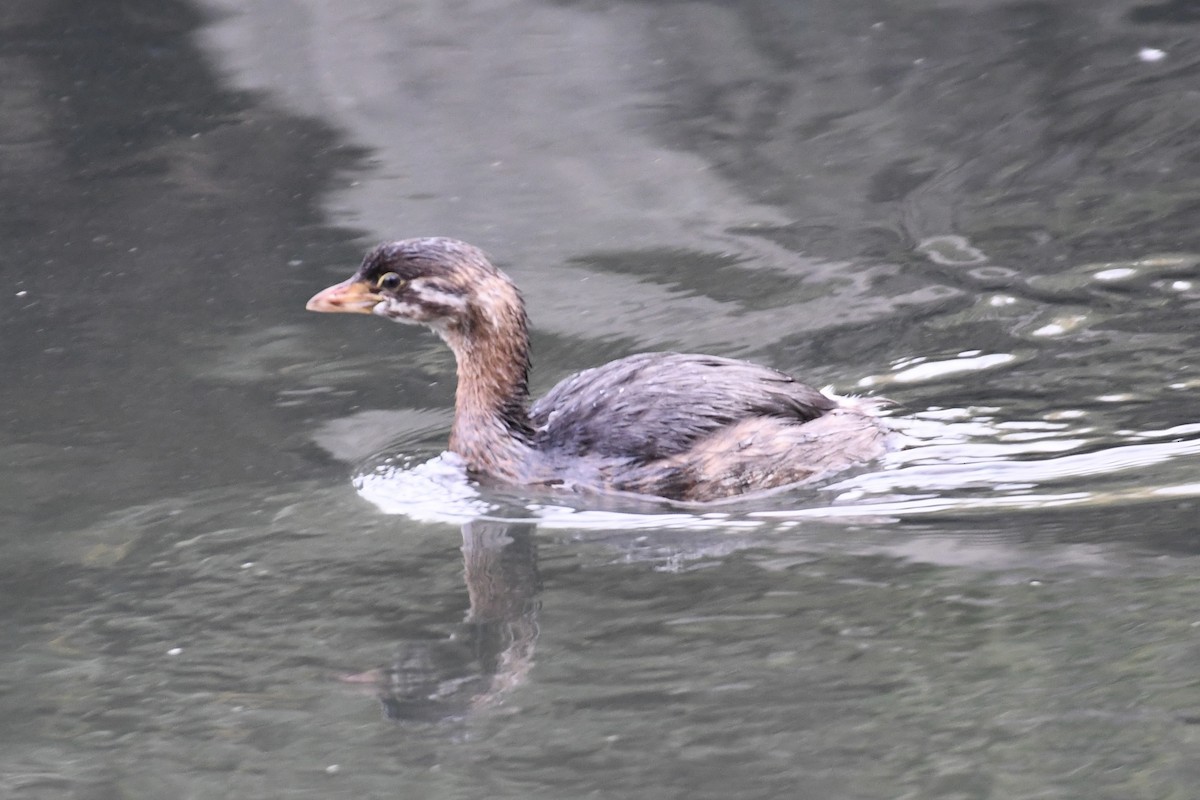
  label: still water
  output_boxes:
[2,0,1198,797]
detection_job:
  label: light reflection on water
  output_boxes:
[353,407,1200,528]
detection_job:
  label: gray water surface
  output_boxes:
[2,1,1199,798]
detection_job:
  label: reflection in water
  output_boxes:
[342,521,541,721]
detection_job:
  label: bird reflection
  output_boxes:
[340,519,541,722]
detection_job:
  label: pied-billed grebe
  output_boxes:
[307,238,890,502]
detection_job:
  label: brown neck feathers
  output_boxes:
[443,278,534,477]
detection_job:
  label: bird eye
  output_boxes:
[376,272,405,291]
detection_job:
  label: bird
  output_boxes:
[306,238,890,502]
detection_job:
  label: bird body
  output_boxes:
[307,238,890,502]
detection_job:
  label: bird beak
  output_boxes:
[306,278,381,314]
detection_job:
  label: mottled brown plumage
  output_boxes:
[307,238,891,502]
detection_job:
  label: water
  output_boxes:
[2,1,1199,797]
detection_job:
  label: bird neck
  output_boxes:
[444,314,535,476]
